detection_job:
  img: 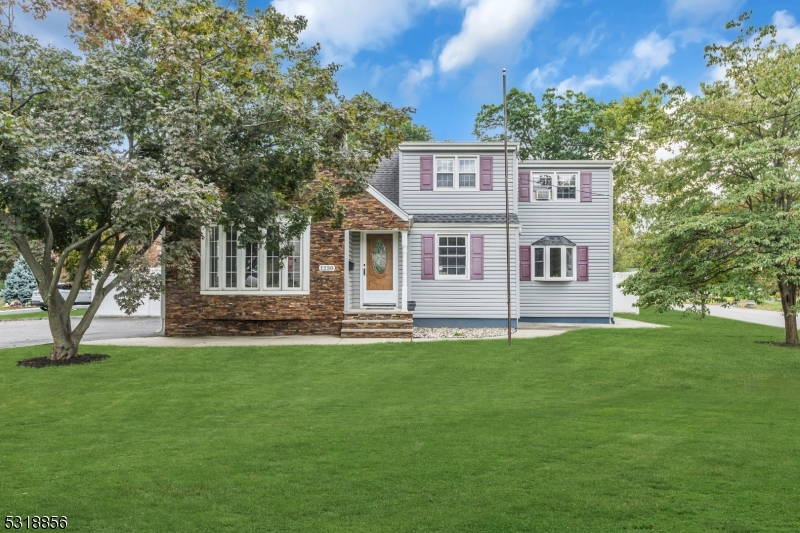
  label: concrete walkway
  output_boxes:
[83,317,661,347]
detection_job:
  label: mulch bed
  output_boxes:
[17,354,110,368]
[755,341,800,349]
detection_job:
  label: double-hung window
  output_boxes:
[533,245,575,280]
[202,225,310,294]
[556,172,577,199]
[435,157,478,190]
[438,235,467,278]
[530,171,578,201]
[436,158,454,188]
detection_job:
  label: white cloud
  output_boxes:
[437,0,558,73]
[667,0,743,20]
[400,59,434,105]
[557,32,675,92]
[272,0,430,65]
[707,64,726,83]
[523,59,563,90]
[559,28,603,56]
[773,10,800,47]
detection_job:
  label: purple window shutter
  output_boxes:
[519,172,530,202]
[470,234,484,280]
[421,234,435,279]
[577,246,589,281]
[420,156,433,191]
[480,156,493,191]
[520,246,531,281]
[580,172,592,202]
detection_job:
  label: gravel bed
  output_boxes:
[414,327,516,339]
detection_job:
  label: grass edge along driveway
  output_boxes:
[1,310,798,532]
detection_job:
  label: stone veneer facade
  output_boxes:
[165,191,409,337]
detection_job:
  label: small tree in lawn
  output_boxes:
[1,255,36,304]
[0,0,410,360]
[622,13,800,345]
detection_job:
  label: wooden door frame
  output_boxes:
[360,231,399,305]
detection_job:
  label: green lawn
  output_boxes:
[1,311,799,532]
[0,308,86,321]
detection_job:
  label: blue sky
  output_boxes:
[266,0,800,140]
[19,0,800,141]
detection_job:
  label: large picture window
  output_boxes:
[202,225,310,294]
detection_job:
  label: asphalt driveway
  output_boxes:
[0,317,162,349]
[707,305,786,328]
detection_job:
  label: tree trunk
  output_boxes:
[778,279,798,346]
[47,303,79,361]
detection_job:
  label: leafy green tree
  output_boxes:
[1,255,36,303]
[0,240,16,278]
[398,119,434,142]
[0,0,410,360]
[474,85,670,273]
[622,13,800,345]
[473,87,609,160]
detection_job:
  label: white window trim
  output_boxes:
[200,225,311,295]
[532,245,575,281]
[530,171,579,202]
[434,233,470,280]
[433,156,480,191]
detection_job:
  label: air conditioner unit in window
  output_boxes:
[535,189,552,200]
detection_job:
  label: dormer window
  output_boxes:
[458,158,477,188]
[434,156,479,190]
[436,158,454,188]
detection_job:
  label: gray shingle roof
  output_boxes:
[367,152,400,205]
[413,213,520,225]
[531,236,576,246]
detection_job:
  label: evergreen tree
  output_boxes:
[1,256,38,304]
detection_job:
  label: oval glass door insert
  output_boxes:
[372,239,387,275]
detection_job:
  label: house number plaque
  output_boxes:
[318,265,336,272]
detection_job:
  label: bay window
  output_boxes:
[202,225,310,294]
[532,240,576,281]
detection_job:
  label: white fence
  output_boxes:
[613,271,639,314]
[92,269,162,317]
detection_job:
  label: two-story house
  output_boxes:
[164,141,614,338]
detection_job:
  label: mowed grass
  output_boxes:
[1,311,799,532]
[0,308,86,321]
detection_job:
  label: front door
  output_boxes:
[362,233,396,305]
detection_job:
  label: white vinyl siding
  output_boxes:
[518,166,613,318]
[409,226,518,319]
[400,150,518,214]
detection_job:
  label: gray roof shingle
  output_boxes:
[531,236,576,246]
[413,213,520,225]
[367,152,400,205]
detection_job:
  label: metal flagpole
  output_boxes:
[503,68,511,346]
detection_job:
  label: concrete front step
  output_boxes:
[341,328,414,339]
